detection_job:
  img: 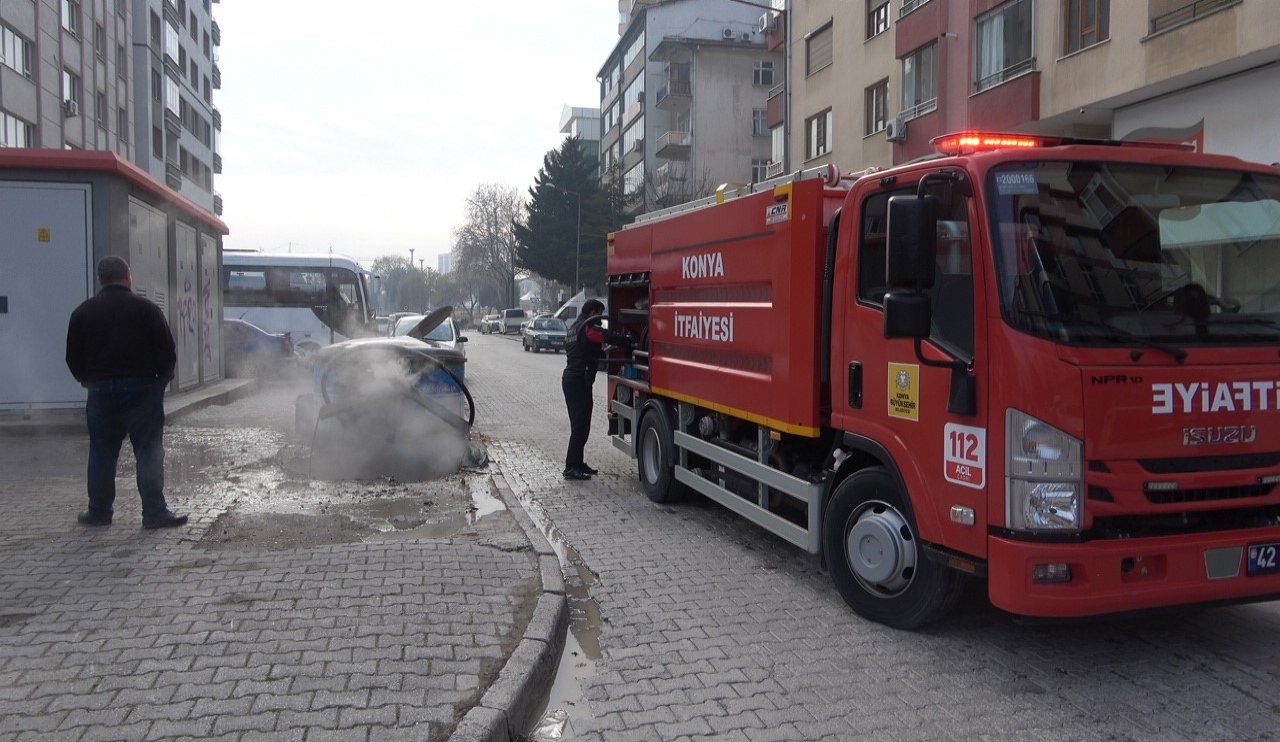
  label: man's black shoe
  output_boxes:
[142,511,189,529]
[563,468,591,481]
[77,511,112,526]
[580,464,600,475]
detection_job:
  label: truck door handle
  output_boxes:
[848,361,863,409]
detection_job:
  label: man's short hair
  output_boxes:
[97,256,130,286]
[582,299,605,316]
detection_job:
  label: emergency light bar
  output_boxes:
[932,132,1053,156]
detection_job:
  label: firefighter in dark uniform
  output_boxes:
[561,299,630,480]
[65,256,187,529]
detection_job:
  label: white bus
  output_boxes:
[222,252,380,352]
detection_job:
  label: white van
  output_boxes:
[500,308,527,334]
[553,291,606,323]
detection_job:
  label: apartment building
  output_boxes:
[129,0,220,214]
[560,104,602,161]
[776,0,1280,174]
[598,0,782,215]
[1,1,133,154]
[0,0,221,214]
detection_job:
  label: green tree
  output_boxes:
[514,136,617,293]
[370,255,411,312]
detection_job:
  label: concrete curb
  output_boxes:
[449,471,568,742]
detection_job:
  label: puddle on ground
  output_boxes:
[516,491,603,740]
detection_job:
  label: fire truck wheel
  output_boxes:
[823,468,964,629]
[637,405,687,504]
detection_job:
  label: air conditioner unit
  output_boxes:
[758,12,778,34]
[722,28,735,39]
[62,99,79,118]
[886,117,907,142]
[740,32,752,41]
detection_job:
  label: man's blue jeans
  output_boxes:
[85,378,168,520]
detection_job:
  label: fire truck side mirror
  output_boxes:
[885,196,938,289]
[883,292,931,339]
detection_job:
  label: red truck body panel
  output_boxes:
[611,180,842,435]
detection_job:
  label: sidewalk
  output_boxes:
[0,378,257,435]
[0,382,566,742]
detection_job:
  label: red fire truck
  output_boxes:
[604,132,1280,629]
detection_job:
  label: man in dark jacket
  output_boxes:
[561,299,630,480]
[66,256,187,529]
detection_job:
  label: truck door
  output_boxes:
[833,175,989,557]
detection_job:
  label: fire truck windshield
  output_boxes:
[988,161,1280,348]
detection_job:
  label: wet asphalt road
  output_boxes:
[464,330,1280,742]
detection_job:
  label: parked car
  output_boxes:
[392,314,468,357]
[479,314,501,335]
[222,318,294,377]
[519,312,552,334]
[499,308,527,334]
[522,316,568,353]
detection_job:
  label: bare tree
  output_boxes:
[453,183,524,310]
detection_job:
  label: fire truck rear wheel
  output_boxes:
[637,405,686,504]
[823,467,964,629]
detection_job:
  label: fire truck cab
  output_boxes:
[605,132,1280,629]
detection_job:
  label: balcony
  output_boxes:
[211,20,220,46]
[765,11,785,52]
[653,161,687,192]
[655,131,691,160]
[766,83,785,129]
[164,108,182,135]
[655,79,691,111]
[165,160,182,189]
[765,160,784,178]
[211,107,221,130]
[211,63,221,90]
[213,153,222,174]
[213,193,223,216]
[1149,0,1239,35]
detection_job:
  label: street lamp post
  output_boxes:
[408,248,415,271]
[548,183,582,296]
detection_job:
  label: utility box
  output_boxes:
[0,150,229,412]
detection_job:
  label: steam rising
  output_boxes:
[299,347,469,482]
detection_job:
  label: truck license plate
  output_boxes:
[1246,542,1280,576]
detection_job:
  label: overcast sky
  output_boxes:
[214,2,619,270]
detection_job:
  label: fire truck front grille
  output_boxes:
[1092,504,1280,539]
[1144,484,1275,504]
[1139,452,1280,474]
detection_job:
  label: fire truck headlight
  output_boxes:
[1006,409,1083,533]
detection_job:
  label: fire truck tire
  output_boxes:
[637,406,687,504]
[823,468,964,629]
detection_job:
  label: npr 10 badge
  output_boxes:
[944,423,986,489]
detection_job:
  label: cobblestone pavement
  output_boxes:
[467,332,1280,742]
[0,379,540,742]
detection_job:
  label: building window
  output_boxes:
[623,75,643,116]
[203,75,211,103]
[752,108,769,137]
[61,1,81,35]
[1,109,34,148]
[94,23,105,57]
[117,108,128,139]
[901,42,936,119]
[865,80,888,135]
[116,43,127,78]
[806,22,833,76]
[189,12,198,41]
[751,159,769,184]
[164,20,180,63]
[1064,0,1109,54]
[151,69,162,101]
[152,126,163,157]
[754,60,774,86]
[117,0,127,16]
[95,91,107,126]
[190,59,198,86]
[1,24,32,76]
[62,69,82,106]
[150,12,161,45]
[805,108,833,160]
[867,1,890,39]
[975,0,1034,93]
[165,74,180,115]
[623,162,644,201]
[203,31,210,58]
[623,116,645,154]
[623,30,645,70]
[900,0,932,17]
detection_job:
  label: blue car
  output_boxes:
[222,318,295,377]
